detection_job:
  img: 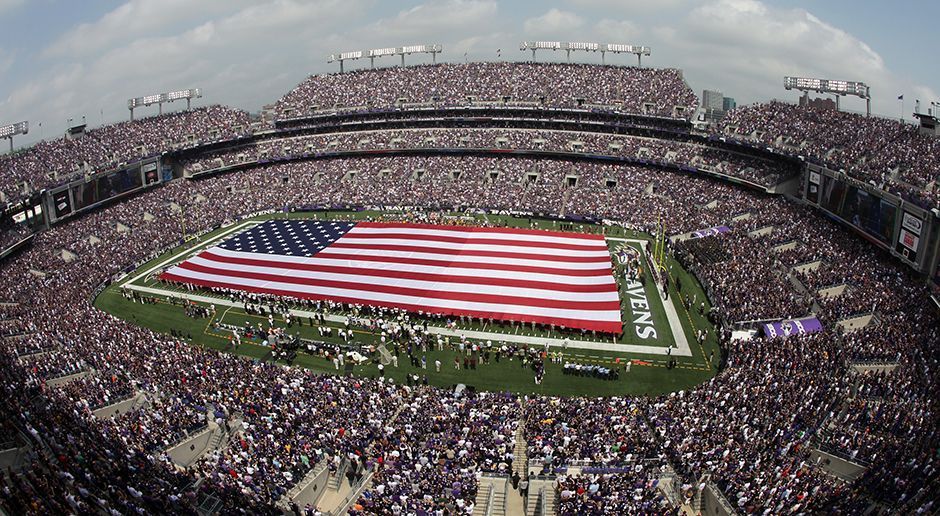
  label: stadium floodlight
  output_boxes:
[521,41,651,66]
[166,88,201,102]
[398,44,442,67]
[0,121,28,139]
[520,41,561,60]
[0,121,27,154]
[560,42,599,63]
[601,44,651,66]
[327,50,363,69]
[329,50,365,72]
[0,121,28,152]
[329,44,442,72]
[784,76,871,116]
[127,88,202,120]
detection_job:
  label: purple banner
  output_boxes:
[762,317,824,338]
[690,225,730,239]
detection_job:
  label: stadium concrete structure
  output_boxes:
[0,59,938,515]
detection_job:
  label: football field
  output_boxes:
[95,210,719,396]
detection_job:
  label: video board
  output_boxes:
[839,184,897,244]
[805,165,931,271]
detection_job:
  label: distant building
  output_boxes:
[703,90,724,111]
[702,90,733,124]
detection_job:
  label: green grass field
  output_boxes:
[95,210,720,397]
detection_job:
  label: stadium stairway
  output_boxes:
[472,476,509,516]
[275,459,330,513]
[558,188,571,218]
[506,416,530,515]
[524,478,557,516]
[317,468,375,516]
[512,416,528,478]
[326,461,346,491]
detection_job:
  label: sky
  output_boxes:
[0,0,937,148]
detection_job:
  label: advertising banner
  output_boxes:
[689,225,730,239]
[52,189,72,219]
[143,162,160,184]
[806,170,821,204]
[896,211,923,262]
[762,317,824,338]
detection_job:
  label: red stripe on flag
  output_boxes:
[174,260,622,311]
[328,242,609,263]
[355,221,605,241]
[196,251,615,293]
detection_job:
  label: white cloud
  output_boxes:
[333,1,508,69]
[564,0,689,13]
[42,0,256,58]
[652,0,935,118]
[523,8,585,36]
[0,0,24,15]
[1,0,370,142]
[2,0,935,148]
[594,18,642,42]
[358,0,498,40]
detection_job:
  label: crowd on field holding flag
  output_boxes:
[0,62,938,514]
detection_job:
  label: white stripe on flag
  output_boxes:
[162,222,623,332]
[163,266,622,323]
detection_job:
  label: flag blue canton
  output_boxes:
[218,220,356,257]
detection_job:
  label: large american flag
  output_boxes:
[160,220,622,333]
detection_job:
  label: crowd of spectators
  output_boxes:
[0,213,32,252]
[274,62,698,120]
[717,101,940,208]
[647,333,857,513]
[184,127,789,187]
[0,150,937,514]
[351,388,519,515]
[57,370,135,411]
[555,470,677,515]
[0,106,251,204]
[525,397,655,469]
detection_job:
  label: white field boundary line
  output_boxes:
[122,220,263,287]
[605,237,691,357]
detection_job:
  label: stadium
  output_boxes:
[1,6,939,516]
